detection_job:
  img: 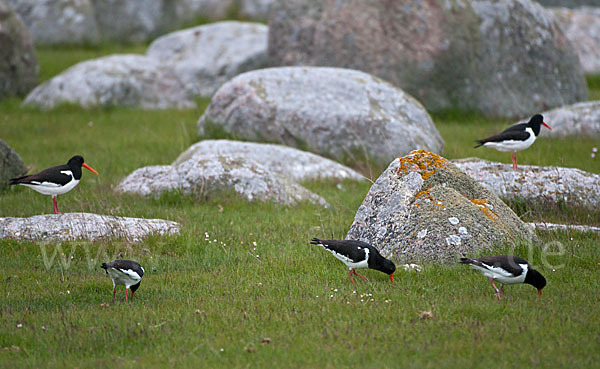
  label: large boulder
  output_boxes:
[536,0,600,8]
[7,0,99,45]
[453,158,600,209]
[239,0,273,19]
[147,21,269,97]
[268,0,587,118]
[346,150,538,263]
[0,213,180,242]
[0,139,27,188]
[117,153,330,207]
[174,140,365,182]
[92,0,168,43]
[552,7,600,73]
[0,0,38,99]
[537,101,600,138]
[197,67,444,167]
[22,54,195,110]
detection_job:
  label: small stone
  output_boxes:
[448,217,459,225]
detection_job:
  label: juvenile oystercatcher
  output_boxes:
[459,255,546,299]
[101,260,145,302]
[9,155,98,214]
[310,238,395,284]
[475,114,552,169]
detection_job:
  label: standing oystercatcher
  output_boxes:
[101,260,145,302]
[310,238,395,284]
[9,155,98,214]
[459,255,546,299]
[475,114,552,169]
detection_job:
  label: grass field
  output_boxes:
[0,45,599,368]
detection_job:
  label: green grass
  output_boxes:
[1,46,599,368]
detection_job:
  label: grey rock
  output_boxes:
[197,67,443,167]
[172,0,235,23]
[0,139,26,188]
[268,0,587,118]
[117,153,330,207]
[0,212,180,243]
[552,7,600,73]
[0,0,38,99]
[538,101,600,138]
[528,222,600,234]
[8,0,99,45]
[147,21,269,97]
[346,150,538,263]
[174,139,365,182]
[537,0,600,8]
[22,54,195,110]
[92,0,167,43]
[453,158,600,209]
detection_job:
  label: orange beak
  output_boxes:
[542,121,552,130]
[389,274,394,283]
[82,163,99,175]
[538,289,543,297]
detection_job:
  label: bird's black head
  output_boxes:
[67,155,98,176]
[67,155,85,167]
[372,257,396,283]
[130,281,142,295]
[527,114,552,136]
[525,268,546,296]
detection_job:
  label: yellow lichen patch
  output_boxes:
[414,189,433,201]
[396,150,451,180]
[470,198,497,222]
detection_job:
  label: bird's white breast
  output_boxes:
[327,247,370,270]
[107,267,142,288]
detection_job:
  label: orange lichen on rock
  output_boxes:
[470,198,497,221]
[396,150,451,180]
[414,189,433,201]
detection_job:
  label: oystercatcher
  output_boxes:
[101,260,145,302]
[475,114,552,169]
[310,238,395,284]
[459,255,546,299]
[9,155,98,214]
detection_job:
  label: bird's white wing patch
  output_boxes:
[29,181,61,187]
[60,170,73,177]
[480,263,515,277]
[117,268,142,281]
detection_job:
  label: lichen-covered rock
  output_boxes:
[0,139,26,188]
[174,140,364,182]
[537,0,599,8]
[8,0,99,45]
[22,54,195,110]
[147,21,268,97]
[552,7,600,73]
[537,101,600,138]
[197,67,444,167]
[453,158,600,209]
[239,0,273,19]
[268,0,587,118]
[346,150,538,263]
[0,0,38,99]
[0,213,180,242]
[117,153,330,207]
[92,0,168,43]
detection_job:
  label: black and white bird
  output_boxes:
[9,155,98,214]
[459,255,546,299]
[310,238,396,284]
[101,260,145,302]
[475,114,552,170]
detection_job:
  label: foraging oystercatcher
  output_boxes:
[310,238,395,284]
[475,114,552,169]
[101,260,145,302]
[9,155,98,214]
[459,255,546,299]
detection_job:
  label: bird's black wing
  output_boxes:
[475,255,527,277]
[107,259,144,277]
[311,238,367,263]
[10,164,72,186]
[475,123,530,146]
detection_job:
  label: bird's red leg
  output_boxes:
[112,288,116,302]
[512,153,518,170]
[500,285,505,298]
[348,269,355,284]
[125,288,129,303]
[489,278,502,299]
[353,269,370,282]
[52,196,62,214]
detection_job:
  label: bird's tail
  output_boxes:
[310,238,322,246]
[101,262,108,270]
[473,140,484,148]
[9,176,27,185]
[459,257,473,265]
